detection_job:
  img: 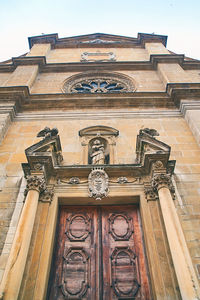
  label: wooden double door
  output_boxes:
[48,205,151,299]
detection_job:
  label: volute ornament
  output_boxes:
[88,168,109,200]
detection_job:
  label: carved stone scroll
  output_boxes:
[88,168,109,200]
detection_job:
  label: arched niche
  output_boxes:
[79,125,119,165]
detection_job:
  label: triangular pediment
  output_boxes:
[28,32,167,48]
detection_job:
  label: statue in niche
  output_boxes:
[90,139,105,164]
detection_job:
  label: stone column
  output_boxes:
[0,175,45,300]
[152,173,200,300]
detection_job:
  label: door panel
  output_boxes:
[48,205,151,300]
[102,206,151,299]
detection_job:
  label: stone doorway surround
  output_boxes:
[0,128,200,300]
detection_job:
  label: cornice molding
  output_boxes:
[0,83,200,111]
[28,32,168,49]
[0,54,199,73]
[180,99,200,116]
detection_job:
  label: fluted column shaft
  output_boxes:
[0,176,45,300]
[153,173,200,300]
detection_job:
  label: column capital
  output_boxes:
[24,175,46,195]
[152,173,175,198]
[144,184,158,202]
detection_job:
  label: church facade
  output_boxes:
[0,32,200,299]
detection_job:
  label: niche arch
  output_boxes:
[79,125,119,164]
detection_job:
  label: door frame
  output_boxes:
[32,185,161,300]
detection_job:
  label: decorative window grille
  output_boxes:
[71,79,127,94]
[62,72,135,94]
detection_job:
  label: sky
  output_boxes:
[0,0,200,62]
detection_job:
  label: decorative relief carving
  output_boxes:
[81,39,121,44]
[144,185,158,202]
[152,173,175,199]
[61,247,89,299]
[153,160,164,170]
[37,127,58,139]
[68,177,80,184]
[65,214,91,241]
[111,247,140,298]
[39,186,54,203]
[32,163,43,171]
[81,51,116,62]
[108,213,133,241]
[88,168,109,200]
[117,177,128,184]
[139,128,159,137]
[24,175,45,196]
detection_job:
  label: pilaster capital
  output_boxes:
[24,175,46,195]
[40,186,54,203]
[152,173,175,198]
[144,185,158,202]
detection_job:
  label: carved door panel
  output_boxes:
[102,206,151,299]
[48,205,151,300]
[48,206,98,299]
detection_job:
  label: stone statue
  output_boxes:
[91,139,105,164]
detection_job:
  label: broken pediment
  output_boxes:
[22,127,63,177]
[136,128,171,165]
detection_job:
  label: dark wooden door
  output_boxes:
[48,206,151,299]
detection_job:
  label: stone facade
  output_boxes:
[0,32,200,299]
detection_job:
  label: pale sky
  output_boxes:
[1,0,200,62]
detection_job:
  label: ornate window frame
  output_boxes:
[79,125,119,164]
[62,71,136,94]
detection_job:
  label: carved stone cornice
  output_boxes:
[152,173,175,199]
[24,175,46,195]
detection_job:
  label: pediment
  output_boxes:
[136,128,171,164]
